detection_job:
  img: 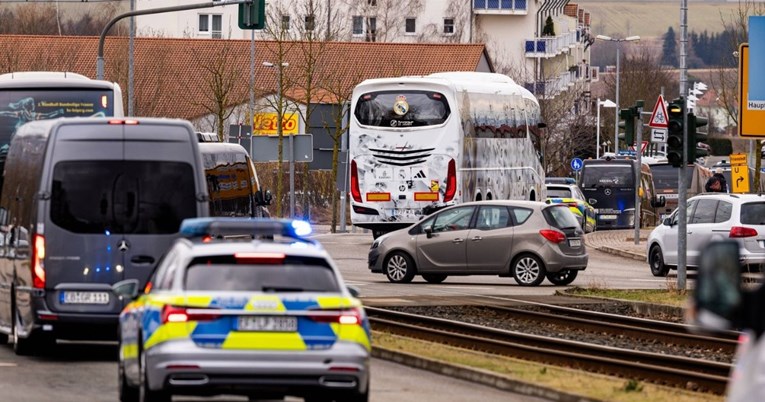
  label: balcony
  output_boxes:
[524,70,581,100]
[525,28,582,58]
[473,0,527,15]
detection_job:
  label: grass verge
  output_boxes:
[564,286,689,308]
[373,331,722,402]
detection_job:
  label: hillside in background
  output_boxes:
[578,1,745,38]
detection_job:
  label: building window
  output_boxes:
[366,17,377,42]
[352,16,363,35]
[443,18,455,35]
[281,15,290,31]
[405,17,416,34]
[199,14,222,38]
[305,15,315,31]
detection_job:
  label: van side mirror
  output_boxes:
[424,226,433,238]
[690,240,742,332]
[112,279,141,300]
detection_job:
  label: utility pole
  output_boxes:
[677,0,689,290]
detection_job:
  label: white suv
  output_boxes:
[647,193,765,276]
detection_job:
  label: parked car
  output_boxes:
[647,193,765,276]
[368,201,588,286]
[545,183,596,233]
[116,218,371,402]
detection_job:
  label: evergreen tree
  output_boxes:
[542,16,555,36]
[661,27,678,67]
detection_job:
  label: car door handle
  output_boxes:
[452,238,464,244]
[471,236,483,241]
[130,255,155,265]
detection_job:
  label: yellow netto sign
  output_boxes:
[738,44,765,137]
[253,112,299,135]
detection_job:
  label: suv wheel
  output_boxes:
[384,252,416,283]
[649,245,670,277]
[546,269,578,286]
[512,254,546,286]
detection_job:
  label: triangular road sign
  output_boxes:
[648,95,669,129]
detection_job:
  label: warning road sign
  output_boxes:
[648,95,669,129]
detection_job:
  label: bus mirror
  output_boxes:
[264,190,273,205]
[424,226,433,238]
[254,190,273,206]
[651,196,666,208]
[690,240,742,332]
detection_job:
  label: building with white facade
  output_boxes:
[135,0,593,100]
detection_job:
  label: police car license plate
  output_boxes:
[237,316,298,332]
[62,291,110,304]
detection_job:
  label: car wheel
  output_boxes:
[139,348,171,402]
[12,304,52,356]
[511,254,546,286]
[649,245,670,277]
[422,274,447,284]
[546,269,579,286]
[119,358,139,402]
[384,251,416,283]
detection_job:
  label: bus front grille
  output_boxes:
[369,147,434,166]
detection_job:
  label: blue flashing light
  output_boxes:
[106,266,111,272]
[291,220,312,237]
[96,267,101,273]
[107,246,112,252]
[105,230,111,236]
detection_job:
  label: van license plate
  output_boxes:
[237,316,297,332]
[568,239,582,247]
[62,291,110,305]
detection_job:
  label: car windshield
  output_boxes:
[544,205,580,229]
[547,187,572,198]
[581,165,634,187]
[651,164,693,190]
[741,202,765,225]
[185,260,341,292]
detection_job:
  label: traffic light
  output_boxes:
[239,0,266,30]
[689,112,709,160]
[618,108,637,148]
[666,98,685,168]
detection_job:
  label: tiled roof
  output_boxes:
[0,35,489,120]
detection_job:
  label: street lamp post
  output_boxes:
[263,61,293,217]
[595,35,640,153]
[596,98,616,159]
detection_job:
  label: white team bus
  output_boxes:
[0,71,124,149]
[349,72,545,238]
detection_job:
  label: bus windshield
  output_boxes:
[581,165,634,187]
[354,90,450,127]
[0,89,114,147]
[651,164,694,190]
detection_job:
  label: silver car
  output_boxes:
[368,201,588,286]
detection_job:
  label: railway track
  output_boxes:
[366,305,732,394]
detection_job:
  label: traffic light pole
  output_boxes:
[677,0,689,290]
[634,104,643,245]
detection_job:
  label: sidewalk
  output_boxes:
[585,229,652,261]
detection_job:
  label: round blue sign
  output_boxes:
[571,158,583,171]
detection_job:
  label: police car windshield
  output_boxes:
[547,188,572,198]
[184,257,341,292]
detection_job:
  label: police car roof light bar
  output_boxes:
[180,218,313,242]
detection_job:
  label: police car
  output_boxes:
[115,218,371,402]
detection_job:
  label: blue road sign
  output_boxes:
[750,17,765,105]
[571,158,583,171]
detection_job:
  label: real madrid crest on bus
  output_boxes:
[393,95,409,116]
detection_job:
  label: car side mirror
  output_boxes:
[424,226,433,239]
[347,285,361,298]
[663,217,673,226]
[690,240,742,332]
[112,279,141,300]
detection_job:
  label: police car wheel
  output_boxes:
[384,252,416,283]
[119,359,139,402]
[511,254,546,286]
[546,269,578,286]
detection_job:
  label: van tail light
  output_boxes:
[443,159,457,202]
[161,305,220,324]
[32,234,46,289]
[539,229,566,244]
[730,226,758,238]
[308,308,362,325]
[350,160,362,203]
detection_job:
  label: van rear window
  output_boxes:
[51,161,197,234]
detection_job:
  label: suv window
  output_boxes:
[475,206,510,230]
[716,201,732,223]
[692,199,717,224]
[51,161,197,234]
[432,206,474,233]
[510,207,532,225]
[184,256,340,292]
[741,202,765,225]
[543,205,580,229]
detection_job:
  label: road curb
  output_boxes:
[597,245,646,262]
[372,346,603,402]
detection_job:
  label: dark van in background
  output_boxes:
[0,118,209,354]
[198,141,271,218]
